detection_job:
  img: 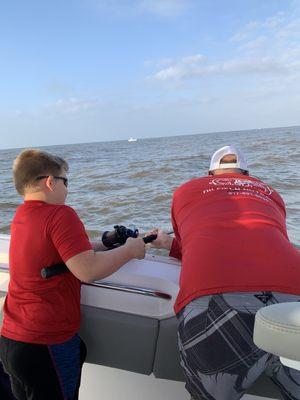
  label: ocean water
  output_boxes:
[1,126,300,247]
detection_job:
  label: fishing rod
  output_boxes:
[41,225,173,279]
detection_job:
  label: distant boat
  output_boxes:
[128,137,137,142]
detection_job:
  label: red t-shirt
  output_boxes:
[170,174,300,314]
[1,200,92,344]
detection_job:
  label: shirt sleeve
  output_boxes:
[169,238,182,260]
[169,196,182,260]
[47,205,93,263]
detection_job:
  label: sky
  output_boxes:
[1,0,300,149]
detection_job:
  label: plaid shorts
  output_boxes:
[178,292,300,400]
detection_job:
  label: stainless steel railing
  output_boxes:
[0,267,172,300]
[84,281,171,300]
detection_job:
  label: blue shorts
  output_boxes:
[178,292,300,400]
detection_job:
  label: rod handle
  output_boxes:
[41,263,68,279]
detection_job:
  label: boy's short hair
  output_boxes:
[13,149,69,195]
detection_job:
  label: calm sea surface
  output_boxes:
[1,126,300,247]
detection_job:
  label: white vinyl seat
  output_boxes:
[254,302,300,370]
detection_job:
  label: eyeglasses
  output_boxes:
[36,175,69,187]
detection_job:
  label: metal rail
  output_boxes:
[84,281,171,300]
[0,267,172,300]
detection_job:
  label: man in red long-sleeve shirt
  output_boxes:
[152,145,300,400]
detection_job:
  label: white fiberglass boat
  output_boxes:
[128,137,137,142]
[0,234,285,399]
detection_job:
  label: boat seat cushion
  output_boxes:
[254,302,300,361]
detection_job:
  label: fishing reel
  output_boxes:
[102,225,139,248]
[102,225,157,248]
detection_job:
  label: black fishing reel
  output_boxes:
[102,225,139,248]
[102,225,157,248]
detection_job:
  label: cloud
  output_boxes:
[238,36,267,53]
[149,54,206,81]
[221,57,285,74]
[230,21,260,42]
[276,17,300,41]
[230,8,300,51]
[149,54,286,82]
[148,8,300,85]
[154,66,184,81]
[230,11,290,44]
[263,12,286,29]
[182,54,205,63]
[232,10,300,47]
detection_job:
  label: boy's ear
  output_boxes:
[45,176,54,191]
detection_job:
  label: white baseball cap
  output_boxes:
[209,145,248,172]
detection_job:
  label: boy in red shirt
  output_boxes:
[0,149,145,400]
[152,145,300,400]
